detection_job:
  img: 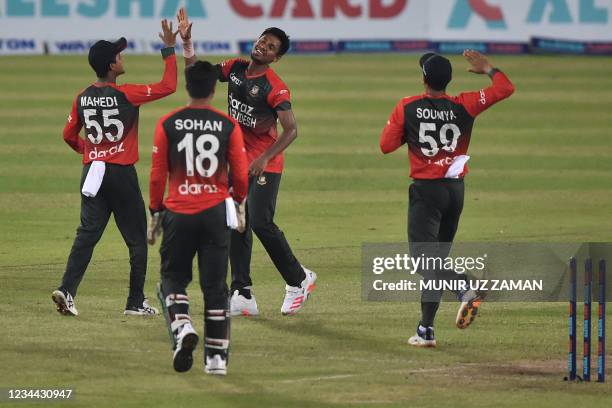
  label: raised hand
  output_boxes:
[463,49,493,75]
[158,19,179,47]
[177,7,193,41]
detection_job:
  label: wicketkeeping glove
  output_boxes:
[234,199,246,233]
[147,209,164,245]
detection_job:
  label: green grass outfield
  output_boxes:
[1,53,611,407]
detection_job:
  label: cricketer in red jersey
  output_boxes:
[380,50,514,347]
[177,8,317,318]
[216,56,291,174]
[52,20,178,318]
[148,61,248,375]
[148,102,248,215]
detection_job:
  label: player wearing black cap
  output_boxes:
[380,50,515,346]
[52,20,178,317]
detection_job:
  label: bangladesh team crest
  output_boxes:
[249,85,260,97]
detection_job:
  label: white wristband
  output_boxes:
[182,39,195,58]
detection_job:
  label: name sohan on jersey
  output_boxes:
[174,119,224,132]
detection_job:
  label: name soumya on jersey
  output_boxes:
[62,52,177,164]
[380,70,515,179]
[218,58,291,174]
[149,106,249,215]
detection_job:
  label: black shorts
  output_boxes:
[159,201,230,308]
[408,178,467,302]
[408,178,465,245]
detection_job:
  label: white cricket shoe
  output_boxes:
[124,298,159,316]
[408,326,436,348]
[280,267,317,316]
[230,289,259,316]
[205,354,227,376]
[52,290,78,316]
[173,323,199,373]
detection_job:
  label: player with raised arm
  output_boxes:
[380,50,514,346]
[176,8,316,317]
[148,61,248,375]
[52,20,178,317]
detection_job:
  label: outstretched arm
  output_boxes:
[459,49,515,117]
[121,19,178,106]
[177,7,197,66]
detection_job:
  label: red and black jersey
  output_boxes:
[380,71,514,179]
[63,50,177,165]
[217,58,291,174]
[149,105,249,215]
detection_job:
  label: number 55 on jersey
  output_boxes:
[63,46,177,164]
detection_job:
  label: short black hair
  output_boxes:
[94,57,116,78]
[185,61,217,99]
[420,54,452,91]
[260,27,290,56]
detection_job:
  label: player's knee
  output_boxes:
[251,220,278,237]
[75,225,105,244]
[128,243,147,258]
[124,235,147,250]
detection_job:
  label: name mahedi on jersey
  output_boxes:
[80,96,119,108]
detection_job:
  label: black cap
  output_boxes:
[419,53,452,91]
[88,37,127,77]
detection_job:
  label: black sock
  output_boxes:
[420,302,440,327]
[238,288,252,299]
